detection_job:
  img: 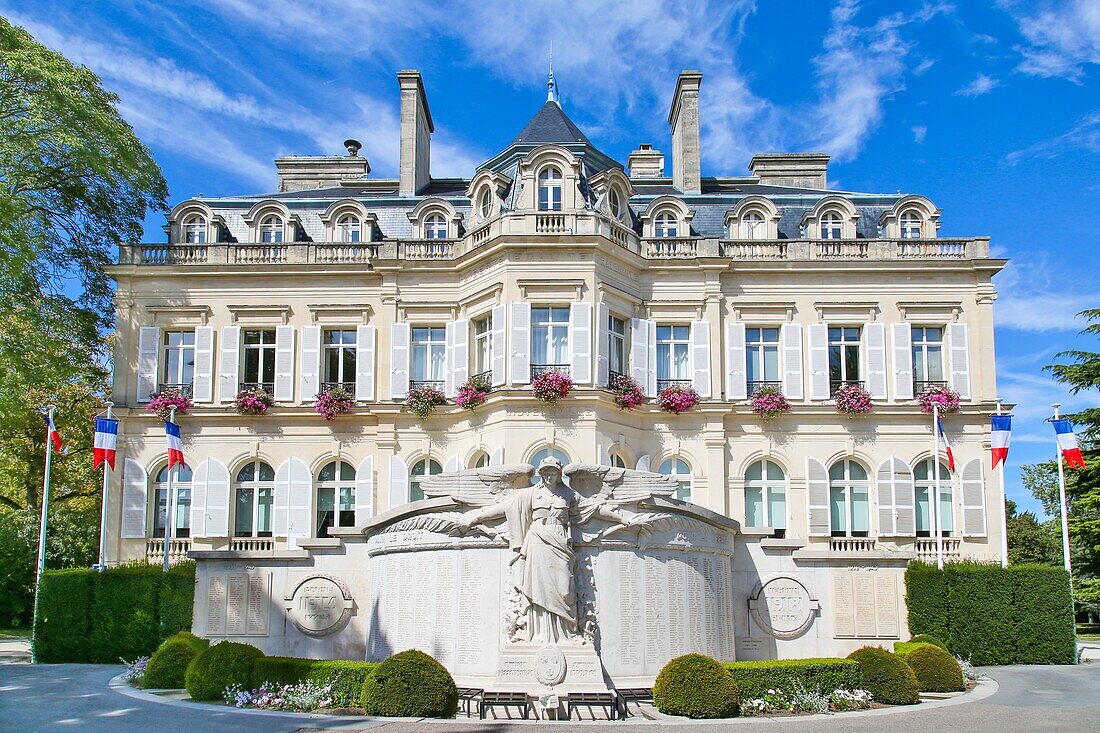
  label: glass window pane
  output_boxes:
[849,462,868,481]
[258,462,274,481]
[318,487,335,512]
[257,487,273,534]
[915,487,931,532]
[672,343,689,379]
[763,345,779,381]
[235,488,254,535]
[745,487,764,527]
[768,488,786,529]
[237,463,255,482]
[340,486,355,511]
[745,461,762,482]
[676,480,691,502]
[319,462,336,482]
[429,344,446,380]
[830,487,846,532]
[766,461,784,481]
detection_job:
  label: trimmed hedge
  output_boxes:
[254,657,378,707]
[185,641,264,701]
[360,650,458,718]
[722,658,860,700]
[32,568,95,663]
[908,634,948,651]
[144,632,208,689]
[654,654,739,719]
[894,641,938,657]
[905,561,1075,665]
[902,645,964,692]
[847,646,919,705]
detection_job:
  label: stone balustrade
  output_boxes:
[915,537,962,562]
[829,537,878,553]
[229,537,275,553]
[144,538,192,564]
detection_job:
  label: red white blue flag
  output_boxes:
[938,418,955,472]
[93,417,119,470]
[991,414,1011,469]
[1053,418,1086,469]
[164,419,185,469]
[44,413,63,452]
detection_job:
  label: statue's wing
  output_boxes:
[420,464,534,507]
[564,462,677,503]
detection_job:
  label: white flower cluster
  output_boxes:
[739,685,875,717]
[222,680,334,711]
[956,655,982,682]
[120,655,149,683]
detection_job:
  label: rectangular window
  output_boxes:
[473,315,492,377]
[153,487,191,538]
[161,331,195,389]
[242,329,276,391]
[411,326,446,385]
[323,329,357,390]
[830,485,870,537]
[531,307,570,369]
[828,326,861,391]
[746,327,780,390]
[912,326,945,391]
[656,324,690,388]
[608,315,627,378]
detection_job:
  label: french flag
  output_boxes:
[1053,418,1086,469]
[44,413,63,452]
[938,418,955,472]
[165,419,186,469]
[93,417,119,470]
[991,414,1011,469]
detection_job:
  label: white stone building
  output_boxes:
[103,69,1006,668]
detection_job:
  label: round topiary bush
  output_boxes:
[144,632,209,689]
[184,641,264,701]
[903,644,965,692]
[847,646,919,705]
[360,650,458,718]
[653,653,740,719]
[908,634,949,651]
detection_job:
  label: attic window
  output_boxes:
[424,213,448,239]
[538,166,563,212]
[337,213,362,243]
[741,211,766,240]
[609,188,624,221]
[655,211,678,238]
[183,215,206,244]
[900,210,922,239]
[820,212,843,240]
[478,188,493,221]
[260,215,284,243]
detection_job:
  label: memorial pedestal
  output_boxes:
[491,642,610,696]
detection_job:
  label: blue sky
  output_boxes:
[3,0,1098,516]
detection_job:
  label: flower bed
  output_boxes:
[531,370,573,404]
[834,383,873,415]
[147,388,192,420]
[739,685,874,716]
[314,386,354,420]
[406,384,447,418]
[657,385,700,414]
[454,374,491,410]
[225,680,334,711]
[917,384,960,414]
[609,373,645,410]
[233,386,274,416]
[750,385,791,419]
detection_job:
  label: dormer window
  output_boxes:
[538,167,563,212]
[336,214,361,243]
[900,210,922,239]
[260,215,284,243]
[820,211,843,240]
[609,188,624,221]
[478,188,493,221]
[741,211,766,240]
[655,211,679,238]
[183,215,206,244]
[424,213,448,239]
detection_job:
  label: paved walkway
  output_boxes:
[0,662,1097,732]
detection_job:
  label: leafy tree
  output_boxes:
[1004,499,1061,567]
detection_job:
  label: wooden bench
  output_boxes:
[456,687,483,718]
[479,691,532,720]
[566,691,618,720]
[615,687,653,718]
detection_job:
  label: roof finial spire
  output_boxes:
[547,41,560,106]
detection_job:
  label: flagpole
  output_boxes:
[31,405,57,664]
[1052,403,1072,574]
[162,406,176,572]
[996,399,1009,568]
[97,402,113,570]
[932,404,944,570]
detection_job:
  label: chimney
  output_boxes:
[274,141,370,193]
[749,153,830,190]
[397,70,434,196]
[668,70,702,195]
[627,144,665,179]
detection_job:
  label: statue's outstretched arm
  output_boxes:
[460,502,506,527]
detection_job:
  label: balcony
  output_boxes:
[644,237,700,258]
[657,379,693,392]
[229,537,275,553]
[410,380,444,392]
[144,538,191,564]
[320,381,355,395]
[531,364,570,380]
[915,537,961,562]
[239,381,274,394]
[914,380,947,394]
[399,239,456,260]
[830,379,865,395]
[830,537,877,553]
[157,383,193,398]
[747,380,782,394]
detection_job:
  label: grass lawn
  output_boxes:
[0,628,31,639]
[1076,624,1100,642]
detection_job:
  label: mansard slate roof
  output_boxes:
[511,101,593,145]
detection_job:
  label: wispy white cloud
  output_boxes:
[994,254,1094,332]
[912,124,928,143]
[955,72,999,97]
[999,0,1100,82]
[1006,110,1100,162]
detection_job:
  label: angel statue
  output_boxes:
[421,456,677,645]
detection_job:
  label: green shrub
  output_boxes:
[847,646,919,705]
[253,657,378,708]
[32,568,95,663]
[158,562,196,637]
[185,641,264,701]
[654,654,739,719]
[360,650,457,717]
[902,645,964,693]
[1009,565,1076,665]
[894,641,938,657]
[907,634,948,650]
[91,564,163,664]
[946,561,1013,665]
[904,562,949,642]
[144,632,208,689]
[722,658,860,700]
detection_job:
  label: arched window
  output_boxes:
[478,188,493,221]
[260,215,284,243]
[745,460,786,535]
[410,458,442,501]
[741,211,766,240]
[530,447,570,484]
[900,210,922,239]
[538,167,563,211]
[337,213,361,243]
[234,460,274,537]
[820,211,843,240]
[608,188,624,221]
[316,460,355,537]
[611,453,627,469]
[914,459,953,537]
[828,459,870,537]
[424,213,448,239]
[655,211,679,238]
[470,451,490,469]
[659,457,692,502]
[153,464,193,539]
[183,215,206,244]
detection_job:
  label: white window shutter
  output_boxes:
[390,323,411,399]
[190,458,209,538]
[876,457,913,537]
[389,455,409,509]
[630,318,649,396]
[509,302,531,385]
[355,455,374,525]
[596,303,610,388]
[218,326,241,402]
[452,318,469,395]
[636,454,651,472]
[961,458,986,537]
[274,459,291,539]
[489,446,504,466]
[689,320,711,399]
[356,325,376,401]
[192,326,215,403]
[646,320,657,397]
[136,327,160,403]
[285,457,312,549]
[491,305,507,387]
[201,457,231,538]
[863,323,887,400]
[895,459,916,536]
[891,323,913,401]
[725,322,747,400]
[946,323,971,400]
[274,325,295,402]
[569,303,592,385]
[597,444,611,466]
[120,458,148,538]
[444,454,460,473]
[806,457,830,537]
[299,325,321,401]
[444,321,456,397]
[781,323,803,400]
[808,324,830,400]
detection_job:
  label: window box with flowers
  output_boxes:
[531,369,574,404]
[406,383,447,418]
[834,383,873,415]
[657,384,700,414]
[147,387,193,420]
[917,384,961,414]
[608,373,645,410]
[233,385,274,416]
[455,374,492,410]
[314,385,355,420]
[750,385,791,420]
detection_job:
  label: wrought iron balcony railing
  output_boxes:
[531,364,571,379]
